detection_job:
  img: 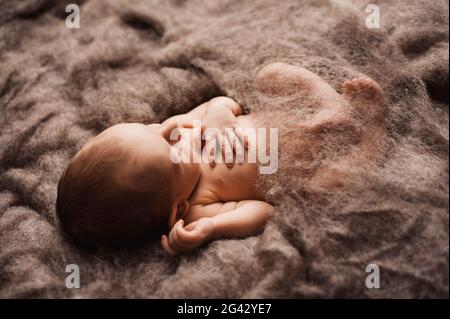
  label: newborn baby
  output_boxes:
[57,62,385,255]
[57,95,274,254]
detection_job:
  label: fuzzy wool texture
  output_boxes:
[0,0,448,298]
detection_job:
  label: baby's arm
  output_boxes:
[161,200,273,255]
[190,200,272,238]
[160,101,209,128]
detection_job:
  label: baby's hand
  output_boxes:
[202,98,248,168]
[161,218,215,256]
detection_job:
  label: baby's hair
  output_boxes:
[56,138,171,247]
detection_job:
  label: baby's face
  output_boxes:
[88,122,201,225]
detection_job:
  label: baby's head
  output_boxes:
[56,122,200,247]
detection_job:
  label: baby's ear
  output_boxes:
[159,121,179,141]
[168,202,179,229]
[177,200,191,219]
[169,200,191,227]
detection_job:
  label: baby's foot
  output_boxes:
[342,78,386,123]
[342,78,384,103]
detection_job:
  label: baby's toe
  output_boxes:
[342,78,384,103]
[342,78,386,124]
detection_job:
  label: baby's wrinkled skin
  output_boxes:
[82,62,386,255]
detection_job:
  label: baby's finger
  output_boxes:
[174,220,194,250]
[227,129,244,164]
[161,235,177,256]
[208,141,216,167]
[177,225,202,245]
[169,220,185,252]
[184,221,198,232]
[225,129,237,151]
[214,133,224,166]
[204,133,219,167]
[234,126,249,149]
[221,135,234,168]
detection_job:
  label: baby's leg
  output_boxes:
[255,62,345,105]
[255,62,353,131]
[255,62,386,125]
[254,62,388,189]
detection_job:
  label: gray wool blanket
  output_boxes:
[0,0,448,298]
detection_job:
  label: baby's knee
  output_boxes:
[255,62,293,82]
[254,62,310,96]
